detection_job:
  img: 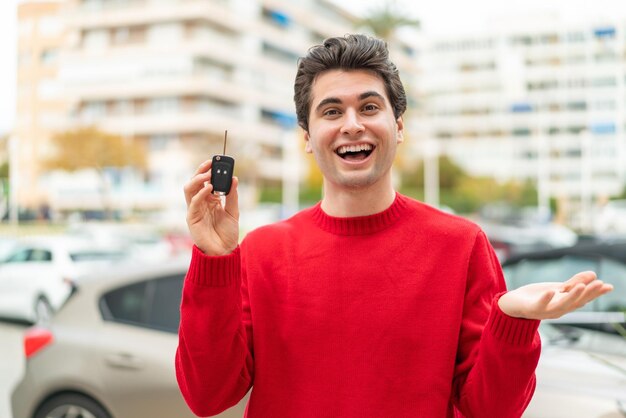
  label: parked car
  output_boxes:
[481,220,578,262]
[596,200,626,235]
[526,322,626,418]
[502,241,626,334]
[66,222,181,261]
[0,236,127,324]
[0,236,18,262]
[11,259,247,418]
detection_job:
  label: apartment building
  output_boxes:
[419,18,626,227]
[42,0,418,215]
[15,0,68,213]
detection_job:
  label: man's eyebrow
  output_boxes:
[315,97,342,113]
[359,91,385,101]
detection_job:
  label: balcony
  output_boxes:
[68,0,243,32]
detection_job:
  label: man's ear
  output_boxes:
[304,131,312,153]
[396,117,404,144]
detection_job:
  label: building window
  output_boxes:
[567,31,586,43]
[592,100,616,111]
[260,108,296,128]
[566,101,587,111]
[548,127,561,135]
[40,49,58,65]
[512,128,531,137]
[147,97,179,113]
[262,7,292,28]
[566,125,585,134]
[594,51,617,62]
[195,96,239,118]
[262,42,299,63]
[593,26,616,39]
[149,134,176,151]
[591,77,616,87]
[82,0,104,11]
[192,57,233,80]
[83,29,109,49]
[82,101,107,120]
[259,144,282,158]
[113,100,134,115]
[590,123,616,135]
[113,27,131,44]
[510,102,533,113]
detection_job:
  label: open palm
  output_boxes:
[498,271,614,320]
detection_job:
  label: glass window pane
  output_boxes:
[29,249,52,262]
[103,281,148,324]
[145,275,183,333]
[511,256,599,289]
[598,259,626,312]
[5,249,31,263]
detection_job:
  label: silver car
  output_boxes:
[10,259,247,418]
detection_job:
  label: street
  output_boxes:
[0,320,26,418]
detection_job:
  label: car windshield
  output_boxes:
[69,251,126,262]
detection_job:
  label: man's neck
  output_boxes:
[320,179,396,217]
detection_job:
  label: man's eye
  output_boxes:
[323,109,340,116]
[362,104,379,112]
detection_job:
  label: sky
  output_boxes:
[1,0,626,135]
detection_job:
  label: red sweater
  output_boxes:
[176,193,541,418]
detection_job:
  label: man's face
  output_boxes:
[304,69,403,191]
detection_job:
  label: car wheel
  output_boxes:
[34,393,111,418]
[33,297,53,325]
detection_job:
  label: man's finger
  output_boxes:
[194,159,212,176]
[572,280,611,309]
[188,182,219,211]
[560,271,597,292]
[184,171,212,206]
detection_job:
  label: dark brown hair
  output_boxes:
[294,34,407,132]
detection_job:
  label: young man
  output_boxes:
[177,34,613,418]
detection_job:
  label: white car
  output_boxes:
[526,322,626,418]
[66,222,177,261]
[0,236,126,324]
[596,199,626,235]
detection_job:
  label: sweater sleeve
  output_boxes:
[175,245,254,417]
[452,230,541,418]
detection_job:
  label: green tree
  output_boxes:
[0,161,7,179]
[357,0,420,39]
[400,155,467,191]
[43,126,147,217]
[0,134,8,178]
[399,155,539,214]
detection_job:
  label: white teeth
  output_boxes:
[336,144,373,155]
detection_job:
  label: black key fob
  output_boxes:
[210,155,235,195]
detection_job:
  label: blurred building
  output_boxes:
[13,0,419,217]
[15,0,69,212]
[420,18,626,229]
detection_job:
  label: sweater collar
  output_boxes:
[310,192,410,236]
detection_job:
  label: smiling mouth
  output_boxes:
[335,144,375,162]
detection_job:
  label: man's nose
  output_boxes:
[340,109,364,136]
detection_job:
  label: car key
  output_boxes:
[210,130,235,195]
[211,131,235,196]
